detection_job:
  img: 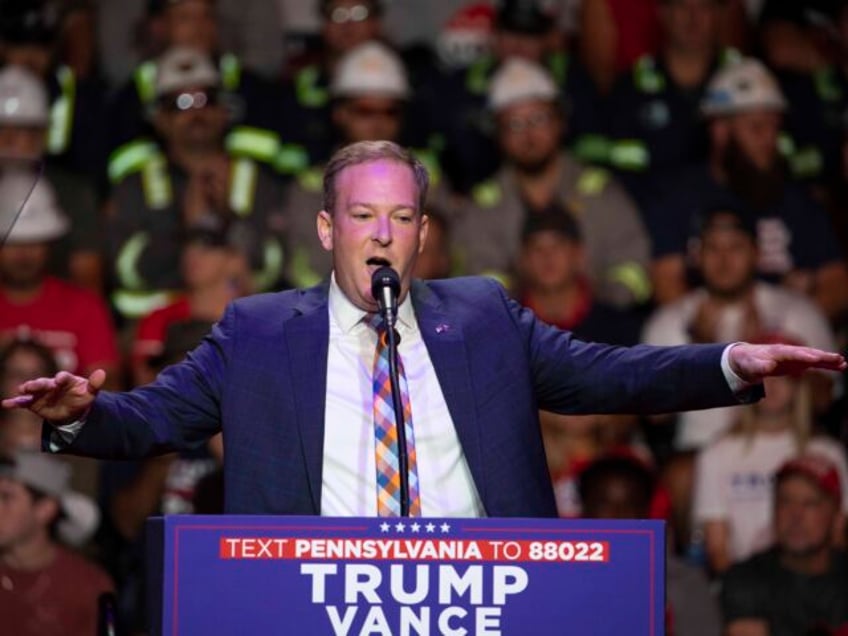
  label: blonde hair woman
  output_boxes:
[692,357,848,574]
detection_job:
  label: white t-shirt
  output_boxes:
[692,431,848,563]
[642,283,837,449]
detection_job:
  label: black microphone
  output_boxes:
[369,265,410,516]
[371,266,400,327]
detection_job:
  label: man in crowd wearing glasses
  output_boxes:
[104,47,288,322]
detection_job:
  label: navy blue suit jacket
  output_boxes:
[57,277,756,516]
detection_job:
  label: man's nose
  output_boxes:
[372,216,392,244]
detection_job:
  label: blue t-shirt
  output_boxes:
[646,164,841,278]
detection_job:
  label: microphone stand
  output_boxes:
[382,309,410,517]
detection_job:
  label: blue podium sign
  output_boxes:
[146,515,665,635]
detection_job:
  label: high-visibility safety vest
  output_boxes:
[571,50,741,172]
[110,147,284,318]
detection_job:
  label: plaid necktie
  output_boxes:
[367,313,421,516]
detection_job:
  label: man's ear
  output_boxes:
[317,210,333,251]
[34,496,60,528]
[417,213,429,254]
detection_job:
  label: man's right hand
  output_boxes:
[1,369,106,424]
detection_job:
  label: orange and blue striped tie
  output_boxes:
[368,314,421,516]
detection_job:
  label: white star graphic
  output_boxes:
[395,521,406,532]
[410,522,421,533]
[379,522,390,533]
[440,522,450,533]
[425,523,436,533]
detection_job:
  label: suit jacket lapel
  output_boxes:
[411,281,488,509]
[284,283,330,513]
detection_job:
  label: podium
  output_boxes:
[146,515,665,635]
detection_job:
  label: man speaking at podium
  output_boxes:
[3,141,845,518]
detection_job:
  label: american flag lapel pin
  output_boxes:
[435,323,450,334]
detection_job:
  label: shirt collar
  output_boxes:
[328,271,417,334]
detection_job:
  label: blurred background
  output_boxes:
[0,1,847,634]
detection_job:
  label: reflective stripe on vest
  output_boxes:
[480,269,512,291]
[471,180,502,208]
[466,56,494,95]
[777,132,795,157]
[571,134,613,164]
[607,262,652,304]
[274,143,309,175]
[412,148,441,188]
[115,232,150,290]
[112,289,176,319]
[576,168,610,196]
[288,245,324,289]
[47,66,76,155]
[813,66,843,103]
[141,155,173,209]
[225,126,281,163]
[134,60,158,104]
[295,65,329,108]
[633,57,665,94]
[547,51,568,87]
[252,238,285,292]
[219,53,242,91]
[228,158,258,216]
[790,146,824,178]
[297,166,324,192]
[108,140,160,184]
[609,139,649,171]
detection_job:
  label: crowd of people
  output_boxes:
[0,0,847,634]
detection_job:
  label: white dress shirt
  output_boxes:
[320,274,485,517]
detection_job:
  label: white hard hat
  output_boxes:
[0,171,69,243]
[488,57,558,111]
[155,46,220,98]
[701,57,787,117]
[330,41,410,100]
[0,65,50,127]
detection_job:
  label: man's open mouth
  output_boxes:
[366,257,392,269]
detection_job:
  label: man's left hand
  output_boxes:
[728,343,846,384]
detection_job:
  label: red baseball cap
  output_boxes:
[776,454,842,503]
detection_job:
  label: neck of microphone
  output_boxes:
[371,266,400,326]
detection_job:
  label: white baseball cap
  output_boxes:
[155,46,220,98]
[0,65,50,127]
[701,57,787,117]
[488,57,558,111]
[330,41,410,100]
[0,450,100,547]
[0,171,69,244]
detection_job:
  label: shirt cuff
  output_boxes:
[47,415,87,453]
[721,343,752,395]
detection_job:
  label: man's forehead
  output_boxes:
[336,160,419,205]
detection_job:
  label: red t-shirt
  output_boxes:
[607,0,661,71]
[0,546,114,636]
[131,296,191,367]
[0,277,119,374]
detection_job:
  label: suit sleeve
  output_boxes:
[499,284,762,414]
[48,303,234,459]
